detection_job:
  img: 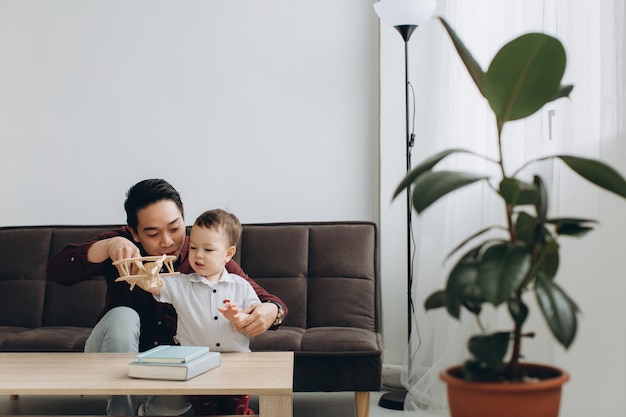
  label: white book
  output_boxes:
[135,345,211,364]
[128,351,221,381]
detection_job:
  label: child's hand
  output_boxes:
[218,300,251,330]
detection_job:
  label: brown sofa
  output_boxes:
[0,222,382,416]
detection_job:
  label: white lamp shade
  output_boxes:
[373,0,436,27]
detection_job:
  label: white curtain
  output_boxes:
[402,1,626,416]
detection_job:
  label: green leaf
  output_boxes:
[447,258,483,318]
[535,276,578,348]
[499,177,539,206]
[410,171,488,214]
[551,84,574,101]
[478,243,532,305]
[393,148,478,199]
[547,217,597,237]
[485,33,569,128]
[438,17,486,97]
[424,290,446,311]
[513,211,539,245]
[536,239,560,280]
[444,228,506,262]
[462,301,482,315]
[508,298,529,327]
[557,155,626,199]
[468,332,511,364]
[463,332,510,381]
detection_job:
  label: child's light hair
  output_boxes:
[194,209,242,247]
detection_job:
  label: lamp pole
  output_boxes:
[373,0,436,410]
[397,25,416,344]
[377,25,417,411]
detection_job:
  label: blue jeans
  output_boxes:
[84,307,191,416]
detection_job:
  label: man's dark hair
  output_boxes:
[124,179,184,230]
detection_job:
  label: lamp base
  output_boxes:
[378,389,407,410]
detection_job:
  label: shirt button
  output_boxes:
[153,341,159,346]
[213,316,218,320]
[216,343,221,347]
[212,289,217,293]
[70,257,75,262]
[157,321,162,325]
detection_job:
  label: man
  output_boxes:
[47,179,287,415]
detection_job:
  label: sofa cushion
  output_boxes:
[238,226,309,277]
[0,326,92,352]
[252,276,307,329]
[0,326,32,342]
[308,225,376,279]
[44,280,107,327]
[49,227,118,256]
[0,280,45,328]
[0,228,51,281]
[250,326,304,351]
[307,276,375,330]
[300,327,382,353]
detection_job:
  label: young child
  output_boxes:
[135,208,259,415]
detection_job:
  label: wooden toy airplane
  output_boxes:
[113,254,179,290]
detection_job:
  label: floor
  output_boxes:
[0,390,437,416]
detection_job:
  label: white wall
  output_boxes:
[0,0,413,367]
[0,0,380,227]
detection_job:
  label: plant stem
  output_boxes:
[506,289,523,380]
[497,128,515,240]
[499,121,523,380]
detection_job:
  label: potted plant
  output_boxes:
[394,17,626,417]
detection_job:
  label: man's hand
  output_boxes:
[88,236,141,276]
[230,302,278,337]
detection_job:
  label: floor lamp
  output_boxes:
[373,0,436,410]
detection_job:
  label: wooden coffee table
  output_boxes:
[0,351,293,417]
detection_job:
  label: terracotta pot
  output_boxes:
[440,363,569,417]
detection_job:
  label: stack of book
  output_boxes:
[128,345,221,381]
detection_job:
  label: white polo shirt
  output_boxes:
[156,268,261,352]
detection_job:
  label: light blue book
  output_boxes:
[129,351,221,381]
[135,345,211,364]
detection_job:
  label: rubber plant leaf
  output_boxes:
[513,211,540,246]
[438,17,486,97]
[393,148,477,199]
[535,275,578,348]
[444,227,506,262]
[477,242,532,306]
[463,332,510,381]
[484,32,570,129]
[557,155,626,199]
[499,177,539,207]
[410,170,488,214]
[547,217,598,237]
[508,297,529,327]
[468,332,510,365]
[535,239,560,281]
[424,289,446,311]
[446,257,483,319]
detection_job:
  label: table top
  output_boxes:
[0,351,293,396]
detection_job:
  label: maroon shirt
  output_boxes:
[46,226,287,352]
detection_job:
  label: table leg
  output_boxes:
[258,394,292,417]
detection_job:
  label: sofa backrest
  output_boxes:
[0,226,111,329]
[235,222,380,333]
[0,222,380,333]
